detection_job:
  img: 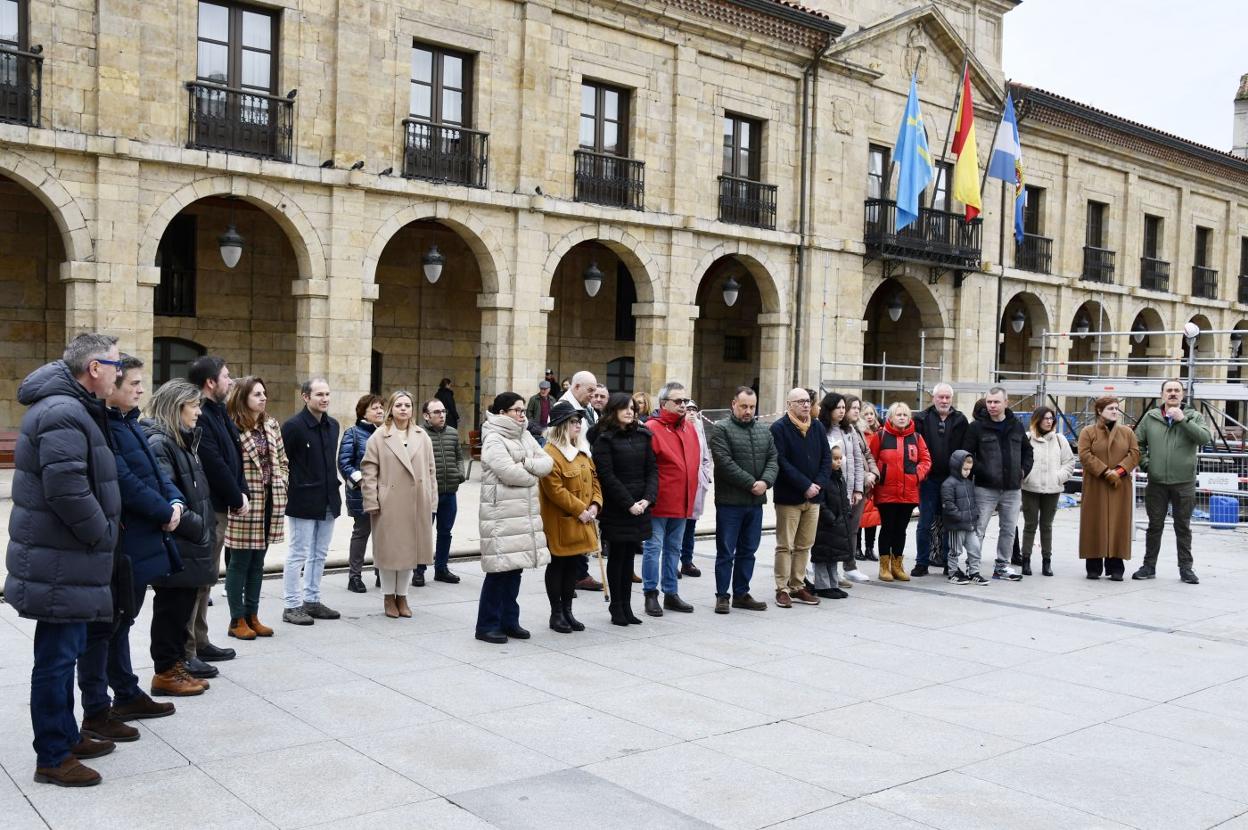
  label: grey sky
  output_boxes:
[1003,0,1243,152]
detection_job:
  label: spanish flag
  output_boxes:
[950,67,981,221]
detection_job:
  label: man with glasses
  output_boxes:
[913,383,967,576]
[418,398,466,586]
[559,370,603,590]
[7,333,124,786]
[769,389,829,607]
[642,381,701,616]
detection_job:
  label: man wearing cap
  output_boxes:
[526,381,554,432]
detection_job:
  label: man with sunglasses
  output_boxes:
[641,382,701,615]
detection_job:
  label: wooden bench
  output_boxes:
[0,430,18,469]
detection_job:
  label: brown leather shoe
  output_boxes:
[730,593,768,611]
[395,595,413,618]
[34,756,101,787]
[176,663,209,690]
[775,590,792,608]
[792,587,821,605]
[70,736,115,760]
[151,668,206,697]
[383,594,399,618]
[246,615,274,637]
[112,692,177,719]
[228,617,256,640]
[81,713,139,743]
[576,576,603,591]
[631,572,642,584]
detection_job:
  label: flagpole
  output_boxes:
[991,180,1007,380]
[938,58,967,166]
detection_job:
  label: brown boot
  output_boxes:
[176,663,208,690]
[34,756,101,787]
[878,554,894,582]
[383,594,399,618]
[151,667,206,697]
[111,691,176,719]
[246,615,274,637]
[395,595,413,618]
[70,735,115,760]
[81,712,139,743]
[891,555,911,582]
[228,617,256,640]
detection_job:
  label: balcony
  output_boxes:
[185,82,294,162]
[1140,257,1170,292]
[402,119,488,188]
[0,46,42,126]
[1192,265,1219,300]
[1240,274,1248,305]
[573,149,644,210]
[1015,233,1052,274]
[1081,246,1115,283]
[717,175,777,230]
[863,199,982,274]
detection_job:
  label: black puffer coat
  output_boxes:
[145,421,217,588]
[940,450,979,531]
[4,361,121,623]
[591,425,658,543]
[962,408,1033,490]
[811,467,854,565]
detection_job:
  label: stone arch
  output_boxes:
[999,290,1051,380]
[689,240,786,317]
[138,177,326,281]
[542,224,660,304]
[362,201,509,296]
[0,147,93,263]
[862,272,947,332]
[1002,290,1052,335]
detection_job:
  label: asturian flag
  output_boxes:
[892,74,935,231]
[988,91,1026,243]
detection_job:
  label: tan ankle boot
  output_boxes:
[878,554,894,582]
[891,555,911,582]
[395,595,412,618]
[383,594,399,618]
[246,615,273,637]
[228,617,256,640]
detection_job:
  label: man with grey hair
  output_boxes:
[962,386,1032,581]
[280,378,343,624]
[559,370,603,590]
[7,333,123,786]
[642,381,701,615]
[912,382,967,576]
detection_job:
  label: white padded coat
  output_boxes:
[478,412,554,573]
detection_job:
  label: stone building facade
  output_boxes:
[0,0,1244,434]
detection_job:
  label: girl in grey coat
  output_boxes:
[818,392,870,584]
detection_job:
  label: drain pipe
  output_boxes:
[793,38,830,389]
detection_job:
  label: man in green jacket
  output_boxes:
[417,398,466,586]
[708,386,779,614]
[1133,379,1211,584]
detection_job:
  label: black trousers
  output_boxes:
[1085,557,1125,578]
[877,503,915,556]
[151,586,199,673]
[545,556,580,609]
[606,541,638,607]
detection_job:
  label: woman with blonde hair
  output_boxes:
[631,390,654,424]
[361,390,437,618]
[868,401,931,582]
[224,376,288,640]
[1077,397,1139,580]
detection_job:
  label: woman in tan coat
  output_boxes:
[361,390,437,618]
[539,401,603,634]
[1077,396,1140,581]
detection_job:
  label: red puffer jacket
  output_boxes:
[868,420,931,505]
[649,408,701,519]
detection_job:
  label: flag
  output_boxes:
[892,74,935,231]
[950,67,981,221]
[988,92,1026,243]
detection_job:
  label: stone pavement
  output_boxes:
[4,514,1248,829]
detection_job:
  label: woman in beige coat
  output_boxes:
[362,390,437,618]
[1077,396,1140,581]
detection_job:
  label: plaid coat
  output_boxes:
[225,417,289,549]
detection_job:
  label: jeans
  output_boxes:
[348,514,371,578]
[681,518,698,566]
[31,621,87,768]
[714,504,762,598]
[1143,480,1196,569]
[225,548,267,619]
[642,516,686,594]
[1021,491,1060,560]
[476,569,523,633]
[419,492,457,575]
[186,510,227,659]
[946,529,982,576]
[284,511,336,608]
[80,582,146,717]
[915,479,950,567]
[974,487,1023,570]
[774,502,818,592]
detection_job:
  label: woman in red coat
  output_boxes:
[868,402,931,583]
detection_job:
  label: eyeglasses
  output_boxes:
[94,358,123,369]
[788,399,811,405]
[665,398,690,406]
[506,406,526,414]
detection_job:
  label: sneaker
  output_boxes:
[730,593,767,611]
[1132,566,1156,580]
[967,573,989,586]
[302,601,340,620]
[110,692,176,720]
[283,607,315,626]
[791,588,821,606]
[992,566,1023,582]
[347,575,367,593]
[837,575,853,588]
[775,590,792,609]
[714,596,730,614]
[845,569,871,583]
[434,569,461,584]
[814,587,848,599]
[947,571,970,585]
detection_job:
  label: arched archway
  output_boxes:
[862,276,946,409]
[1124,308,1167,420]
[0,149,93,263]
[999,291,1050,381]
[542,225,659,305]
[692,256,769,409]
[1229,320,1247,429]
[362,203,509,296]
[1182,314,1216,382]
[1067,300,1111,380]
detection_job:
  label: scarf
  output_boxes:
[789,412,811,436]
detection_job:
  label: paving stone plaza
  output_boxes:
[3,507,1248,829]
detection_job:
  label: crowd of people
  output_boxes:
[4,333,1211,787]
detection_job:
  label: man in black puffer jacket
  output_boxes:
[962,387,1032,581]
[5,334,123,787]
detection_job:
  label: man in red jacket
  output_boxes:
[642,381,700,617]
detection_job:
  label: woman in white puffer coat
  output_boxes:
[475,391,554,644]
[1020,406,1075,577]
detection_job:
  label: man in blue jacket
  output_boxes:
[6,334,123,786]
[769,388,830,608]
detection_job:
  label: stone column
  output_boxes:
[756,312,790,415]
[516,2,552,196]
[478,292,515,414]
[291,278,331,385]
[60,261,102,336]
[631,301,667,396]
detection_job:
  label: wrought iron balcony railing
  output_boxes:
[573,149,644,210]
[402,118,488,188]
[186,82,294,162]
[863,199,982,271]
[1081,246,1115,283]
[1014,233,1052,274]
[1140,257,1170,292]
[0,46,42,126]
[1192,265,1219,300]
[717,175,777,230]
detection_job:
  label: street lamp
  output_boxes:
[1074,314,1090,336]
[1131,320,1147,345]
[422,244,445,284]
[1231,331,1243,357]
[887,293,905,323]
[722,275,741,308]
[582,261,604,298]
[218,224,244,269]
[1010,308,1026,334]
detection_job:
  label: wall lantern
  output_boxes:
[1010,309,1026,334]
[582,261,604,297]
[218,224,244,269]
[422,244,445,284]
[886,293,905,323]
[722,275,741,308]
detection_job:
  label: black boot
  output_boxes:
[1021,556,1032,576]
[549,604,572,633]
[861,548,878,562]
[562,599,585,631]
[644,590,663,617]
[1042,556,1053,577]
[609,602,629,627]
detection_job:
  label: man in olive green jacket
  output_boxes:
[708,386,779,613]
[418,398,466,586]
[1133,379,1211,584]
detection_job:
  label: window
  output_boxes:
[1143,215,1163,259]
[614,264,636,342]
[152,338,206,388]
[1086,201,1108,248]
[579,81,628,156]
[1022,185,1043,235]
[722,114,761,180]
[867,145,890,200]
[606,357,634,393]
[0,0,23,51]
[1195,226,1212,268]
[197,1,277,93]
[723,335,749,362]
[926,163,952,212]
[1241,237,1248,276]
[154,215,197,317]
[410,44,471,125]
